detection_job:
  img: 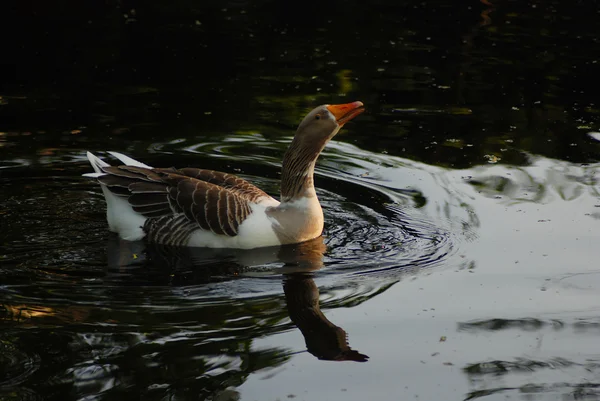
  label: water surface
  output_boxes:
[2,1,600,400]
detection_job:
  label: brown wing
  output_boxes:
[169,168,273,204]
[98,165,256,239]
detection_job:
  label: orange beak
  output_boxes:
[326,101,365,125]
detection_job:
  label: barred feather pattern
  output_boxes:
[176,168,271,203]
[143,215,198,246]
[280,138,326,202]
[97,165,258,243]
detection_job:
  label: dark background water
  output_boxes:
[3,0,600,167]
[2,1,600,400]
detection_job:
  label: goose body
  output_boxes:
[85,101,364,249]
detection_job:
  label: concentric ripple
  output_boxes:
[323,199,453,276]
[0,140,471,400]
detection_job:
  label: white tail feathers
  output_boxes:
[83,151,153,178]
[85,151,110,176]
[107,151,152,168]
[82,172,105,178]
[83,151,149,240]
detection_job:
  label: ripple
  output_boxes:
[0,159,31,170]
[0,336,41,387]
[458,318,563,332]
[2,142,460,289]
[465,382,600,401]
[464,357,598,376]
[0,140,470,331]
[553,271,600,292]
[324,201,453,277]
[0,140,465,322]
[0,177,108,283]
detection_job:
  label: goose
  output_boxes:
[84,101,365,249]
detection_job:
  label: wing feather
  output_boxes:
[129,193,166,207]
[96,164,260,242]
[129,182,167,194]
[173,167,274,203]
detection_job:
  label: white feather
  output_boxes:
[84,151,148,240]
[588,132,600,142]
[107,151,152,168]
[100,183,147,240]
[86,151,110,174]
[187,204,280,249]
[236,204,281,247]
[82,172,104,178]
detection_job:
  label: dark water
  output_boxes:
[2,1,600,400]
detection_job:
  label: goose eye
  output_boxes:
[315,114,321,120]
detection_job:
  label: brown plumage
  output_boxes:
[97,165,258,244]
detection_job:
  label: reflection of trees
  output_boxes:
[466,156,600,204]
[5,0,600,171]
[458,317,600,401]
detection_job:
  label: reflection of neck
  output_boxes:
[280,137,326,203]
[283,275,369,362]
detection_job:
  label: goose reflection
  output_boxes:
[283,274,369,362]
[108,236,368,362]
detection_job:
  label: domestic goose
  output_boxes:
[84,101,365,249]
